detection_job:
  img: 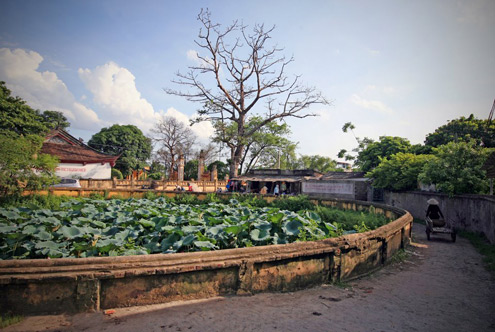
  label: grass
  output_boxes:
[459,230,495,276]
[0,313,23,328]
[388,248,410,265]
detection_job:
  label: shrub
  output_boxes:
[111,168,123,179]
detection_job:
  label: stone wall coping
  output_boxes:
[0,203,411,284]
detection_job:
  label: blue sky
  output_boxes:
[0,0,494,161]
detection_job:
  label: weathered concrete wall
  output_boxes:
[383,191,495,244]
[302,180,369,201]
[0,199,412,315]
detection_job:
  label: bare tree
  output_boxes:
[165,9,330,177]
[150,116,196,179]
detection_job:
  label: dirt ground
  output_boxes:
[4,223,495,332]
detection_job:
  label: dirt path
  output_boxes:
[5,223,495,332]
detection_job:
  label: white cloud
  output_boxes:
[186,49,214,68]
[78,62,158,131]
[456,0,493,25]
[0,48,101,130]
[161,107,214,141]
[350,94,394,115]
[78,61,214,140]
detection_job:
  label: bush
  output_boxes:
[272,195,315,212]
[111,168,123,179]
[148,172,163,180]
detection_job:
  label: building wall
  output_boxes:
[55,162,111,179]
[302,180,369,201]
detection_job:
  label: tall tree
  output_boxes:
[418,141,492,196]
[165,9,329,178]
[0,81,48,137]
[425,114,495,148]
[150,116,196,179]
[88,125,151,177]
[41,110,70,130]
[0,83,59,196]
[297,155,339,173]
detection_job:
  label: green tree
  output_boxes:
[355,136,411,172]
[207,161,229,180]
[297,155,339,173]
[41,110,70,130]
[425,114,495,148]
[166,9,329,178]
[0,81,48,137]
[184,160,199,180]
[0,134,59,197]
[367,153,433,191]
[418,141,492,196]
[88,125,152,177]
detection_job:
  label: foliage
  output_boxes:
[355,136,412,172]
[459,230,495,275]
[0,196,391,259]
[184,160,199,180]
[88,124,152,177]
[425,114,495,148]
[111,168,123,180]
[272,195,316,212]
[418,141,492,196]
[0,134,59,197]
[148,173,163,180]
[208,161,229,180]
[0,81,49,137]
[297,155,339,173]
[166,9,329,178]
[315,205,389,233]
[41,110,70,130]
[367,153,434,191]
[0,313,23,328]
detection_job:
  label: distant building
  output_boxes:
[302,171,369,201]
[41,129,119,179]
[336,161,352,171]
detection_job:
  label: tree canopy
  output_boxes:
[0,82,59,196]
[367,153,433,191]
[88,124,151,177]
[425,114,495,148]
[418,141,492,196]
[166,9,329,178]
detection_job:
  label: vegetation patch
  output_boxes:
[0,313,23,329]
[0,195,391,260]
[459,230,495,276]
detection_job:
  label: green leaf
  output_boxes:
[59,225,84,239]
[137,218,155,228]
[283,218,303,236]
[250,228,271,241]
[193,240,217,250]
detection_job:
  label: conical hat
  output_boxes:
[427,198,439,205]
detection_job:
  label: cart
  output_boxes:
[425,217,456,242]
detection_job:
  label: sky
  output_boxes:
[0,0,494,162]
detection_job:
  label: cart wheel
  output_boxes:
[426,229,431,241]
[451,232,456,243]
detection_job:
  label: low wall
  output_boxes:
[79,179,228,192]
[0,198,413,315]
[383,191,495,243]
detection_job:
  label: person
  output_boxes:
[259,185,268,195]
[280,182,287,194]
[188,182,193,192]
[273,184,279,196]
[426,198,445,227]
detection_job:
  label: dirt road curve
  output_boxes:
[5,223,495,332]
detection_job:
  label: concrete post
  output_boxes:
[178,153,185,182]
[198,150,205,182]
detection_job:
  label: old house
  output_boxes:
[41,129,119,179]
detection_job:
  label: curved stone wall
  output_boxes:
[0,196,413,315]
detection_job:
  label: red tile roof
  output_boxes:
[41,129,119,166]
